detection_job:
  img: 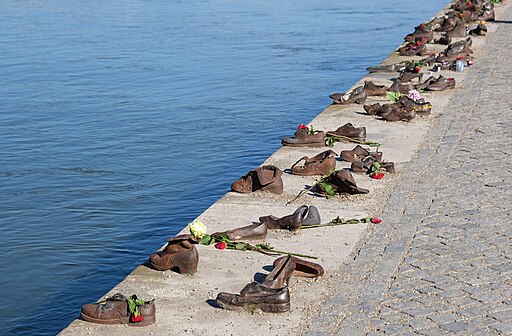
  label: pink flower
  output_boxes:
[215,241,227,250]
[407,89,421,102]
[371,217,382,224]
[370,173,384,179]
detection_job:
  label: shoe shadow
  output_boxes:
[206,299,220,308]
[253,272,268,283]
[354,111,369,116]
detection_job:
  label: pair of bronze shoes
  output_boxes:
[210,205,320,240]
[215,255,324,313]
[231,165,284,195]
[363,102,416,122]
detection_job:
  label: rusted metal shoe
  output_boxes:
[291,150,337,176]
[272,255,324,278]
[330,86,367,104]
[212,222,267,241]
[148,234,199,274]
[316,169,369,195]
[425,76,456,91]
[282,126,325,147]
[340,145,382,162]
[363,81,387,96]
[259,205,321,231]
[381,106,416,122]
[327,123,366,141]
[216,283,290,313]
[231,165,284,194]
[81,294,156,326]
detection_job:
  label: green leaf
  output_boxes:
[371,162,381,173]
[325,135,337,147]
[255,243,272,250]
[386,91,401,103]
[235,243,247,251]
[361,217,372,223]
[199,234,213,245]
[319,182,335,198]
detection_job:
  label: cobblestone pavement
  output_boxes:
[302,5,512,336]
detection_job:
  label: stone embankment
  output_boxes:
[60,1,511,335]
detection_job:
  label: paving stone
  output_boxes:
[439,321,470,333]
[489,322,512,334]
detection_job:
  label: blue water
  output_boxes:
[0,0,447,334]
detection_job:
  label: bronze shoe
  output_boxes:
[317,169,369,195]
[327,123,366,141]
[469,23,487,36]
[272,255,324,278]
[366,63,404,73]
[262,255,295,289]
[282,127,325,147]
[341,146,382,162]
[381,106,416,122]
[216,283,290,313]
[259,205,321,231]
[446,37,473,56]
[212,222,267,241]
[398,96,432,115]
[148,234,199,274]
[291,150,337,176]
[425,76,456,91]
[387,81,417,95]
[350,156,376,174]
[363,81,387,96]
[80,294,156,326]
[231,165,284,194]
[329,86,367,104]
[397,71,423,83]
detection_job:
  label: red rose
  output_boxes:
[371,217,382,224]
[414,66,421,73]
[416,41,422,46]
[130,313,144,323]
[370,173,384,179]
[419,23,425,27]
[298,124,308,130]
[215,241,227,250]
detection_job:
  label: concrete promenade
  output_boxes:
[60,1,511,336]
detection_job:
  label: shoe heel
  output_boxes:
[173,248,199,275]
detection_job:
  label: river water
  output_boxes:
[0,0,447,334]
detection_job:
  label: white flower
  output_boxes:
[407,89,421,102]
[189,219,207,239]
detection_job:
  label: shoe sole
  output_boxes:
[281,142,324,148]
[80,312,129,325]
[217,300,290,313]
